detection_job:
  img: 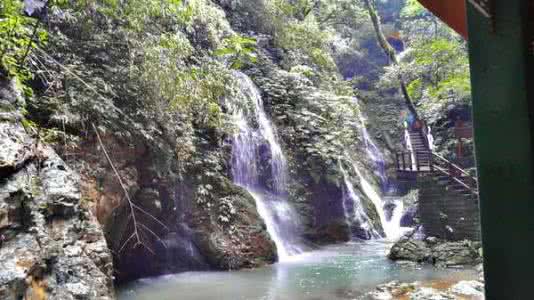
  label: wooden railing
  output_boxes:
[431,152,478,195]
[395,150,478,196]
[395,151,433,172]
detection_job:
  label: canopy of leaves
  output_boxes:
[378,1,471,117]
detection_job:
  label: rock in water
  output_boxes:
[450,280,485,298]
[409,287,455,300]
[388,235,482,267]
[432,241,481,267]
[388,237,432,263]
[0,79,114,299]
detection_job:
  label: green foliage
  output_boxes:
[21,117,67,144]
[273,0,315,19]
[409,38,470,100]
[132,32,228,128]
[72,0,187,32]
[214,35,257,69]
[0,0,47,84]
[400,0,425,18]
[377,2,471,113]
[276,18,336,71]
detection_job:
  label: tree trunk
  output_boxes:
[362,0,419,119]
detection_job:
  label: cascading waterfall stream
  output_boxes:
[340,164,381,239]
[354,99,388,189]
[354,166,407,239]
[229,72,303,261]
[349,97,409,240]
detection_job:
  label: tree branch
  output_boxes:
[362,0,419,119]
[92,123,164,255]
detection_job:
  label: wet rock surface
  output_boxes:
[389,235,482,267]
[0,79,114,299]
[449,280,484,298]
[360,278,485,300]
[388,237,432,263]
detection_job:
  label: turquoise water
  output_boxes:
[118,241,477,300]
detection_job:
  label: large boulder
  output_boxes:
[388,235,482,267]
[432,241,482,267]
[190,183,277,270]
[409,287,455,300]
[307,218,351,245]
[388,237,432,263]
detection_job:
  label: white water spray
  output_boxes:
[229,72,303,261]
[340,164,380,239]
[354,166,408,239]
[350,97,409,239]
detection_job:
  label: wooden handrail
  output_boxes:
[395,150,479,196]
[434,165,478,195]
[432,152,478,183]
[397,124,478,196]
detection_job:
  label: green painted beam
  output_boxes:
[466,0,534,298]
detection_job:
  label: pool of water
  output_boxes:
[118,241,477,300]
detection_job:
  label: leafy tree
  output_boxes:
[378,0,471,115]
[0,0,47,86]
[361,0,418,118]
[407,38,470,100]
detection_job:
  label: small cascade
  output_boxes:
[354,166,407,239]
[229,72,303,261]
[353,98,388,190]
[351,97,408,239]
[340,164,380,239]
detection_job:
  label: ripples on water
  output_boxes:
[118,241,477,300]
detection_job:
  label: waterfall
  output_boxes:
[354,166,407,239]
[354,99,388,190]
[349,97,408,239]
[340,164,380,239]
[229,72,303,261]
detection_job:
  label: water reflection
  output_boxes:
[118,242,477,300]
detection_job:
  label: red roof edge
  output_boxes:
[417,0,468,39]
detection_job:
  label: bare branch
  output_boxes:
[118,233,136,254]
[132,203,170,230]
[139,223,167,249]
[92,123,164,256]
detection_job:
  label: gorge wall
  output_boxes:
[0,79,114,299]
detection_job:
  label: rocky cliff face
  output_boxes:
[0,79,114,299]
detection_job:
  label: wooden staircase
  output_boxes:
[396,128,478,198]
[396,127,480,241]
[408,130,432,170]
